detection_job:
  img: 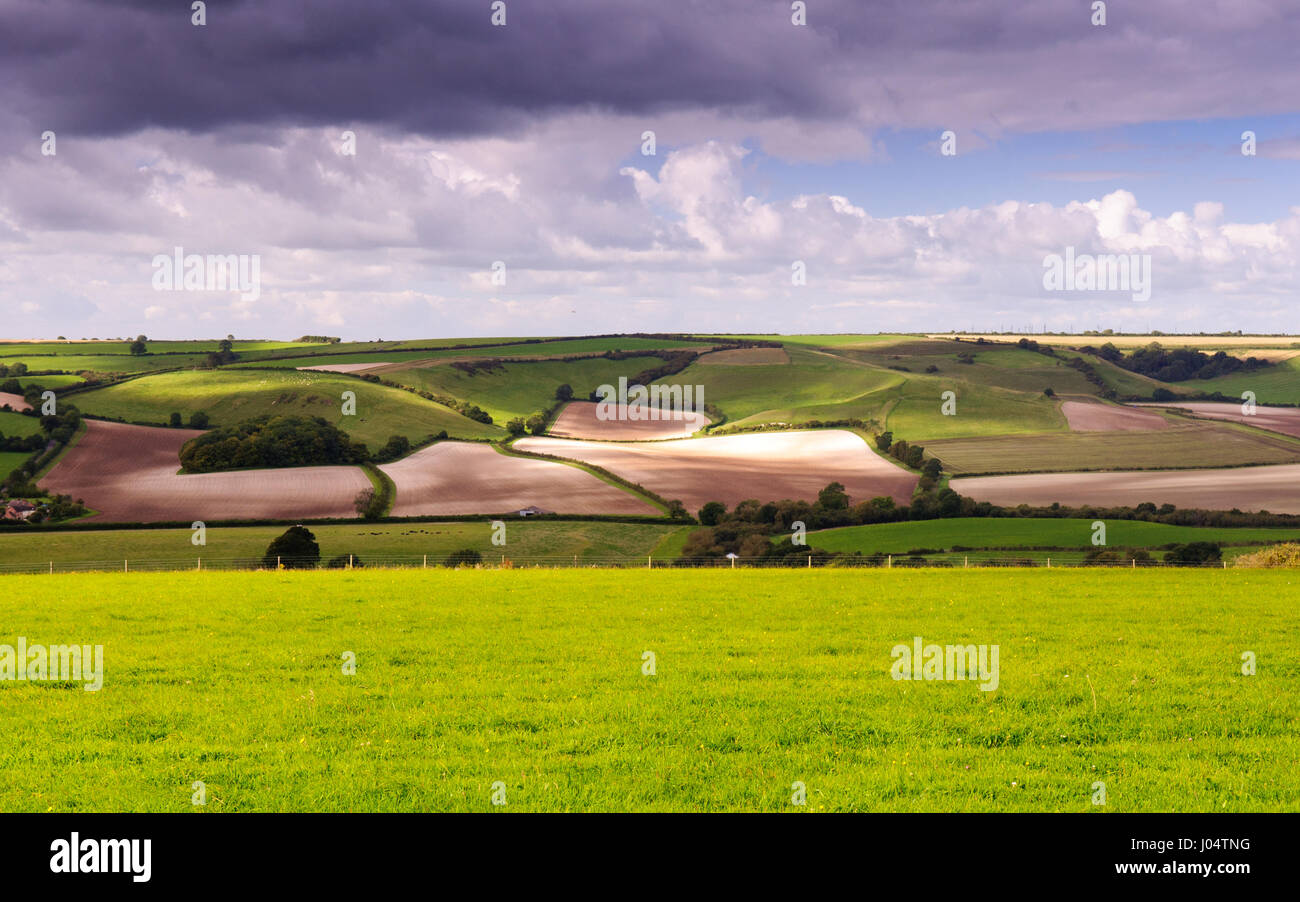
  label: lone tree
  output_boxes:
[188,410,210,429]
[262,526,320,570]
[555,383,573,402]
[129,338,147,356]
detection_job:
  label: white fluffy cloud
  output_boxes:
[1,128,1297,338]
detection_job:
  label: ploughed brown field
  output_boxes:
[40,420,369,522]
[0,392,31,411]
[515,429,918,510]
[951,465,1300,514]
[1133,402,1300,439]
[1061,400,1169,432]
[380,441,657,516]
[548,401,708,440]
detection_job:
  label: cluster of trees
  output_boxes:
[1,397,85,517]
[168,410,210,429]
[1084,542,1221,566]
[0,431,46,453]
[0,363,29,378]
[685,481,917,562]
[202,339,239,368]
[179,415,368,472]
[296,336,342,344]
[680,474,1297,565]
[1082,342,1269,383]
[873,432,943,486]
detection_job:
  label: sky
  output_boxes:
[2,0,1299,340]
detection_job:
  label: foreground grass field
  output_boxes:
[0,569,1294,812]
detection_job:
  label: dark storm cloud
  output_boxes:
[1,0,839,136]
[4,0,1300,139]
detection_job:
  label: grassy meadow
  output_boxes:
[0,521,687,571]
[0,569,1294,812]
[381,355,679,425]
[805,518,1300,554]
[69,369,503,446]
[924,422,1300,474]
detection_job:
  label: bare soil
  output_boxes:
[549,401,708,440]
[951,465,1300,514]
[516,429,918,510]
[1133,402,1300,439]
[381,441,658,516]
[1061,400,1169,432]
[40,420,369,522]
[0,392,31,412]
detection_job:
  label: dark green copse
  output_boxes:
[179,415,365,472]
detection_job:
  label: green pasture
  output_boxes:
[0,569,1294,811]
[69,369,502,446]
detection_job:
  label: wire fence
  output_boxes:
[0,553,1242,575]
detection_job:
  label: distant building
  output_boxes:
[517,505,550,517]
[3,500,37,521]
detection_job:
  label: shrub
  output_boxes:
[1235,543,1300,568]
[443,548,483,568]
[1163,542,1222,565]
[325,554,364,569]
